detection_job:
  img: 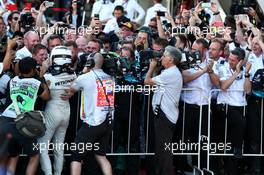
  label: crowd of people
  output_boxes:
[0,0,263,175]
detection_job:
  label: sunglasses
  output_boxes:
[13,17,19,21]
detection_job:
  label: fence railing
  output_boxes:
[18,87,264,174]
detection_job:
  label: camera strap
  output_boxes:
[92,69,111,113]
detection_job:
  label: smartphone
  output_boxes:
[202,2,211,9]
[157,11,165,17]
[236,14,249,22]
[94,14,99,19]
[45,1,54,7]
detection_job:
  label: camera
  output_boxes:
[101,53,121,77]
[20,13,34,31]
[162,21,172,33]
[139,50,163,60]
[179,50,202,70]
[83,52,141,84]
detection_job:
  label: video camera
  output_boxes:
[162,21,172,33]
[84,52,142,84]
[139,49,163,60]
[179,50,202,70]
[20,13,35,31]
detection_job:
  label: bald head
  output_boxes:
[93,53,104,69]
[24,31,40,52]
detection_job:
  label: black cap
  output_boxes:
[19,57,37,74]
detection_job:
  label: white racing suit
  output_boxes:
[38,72,76,175]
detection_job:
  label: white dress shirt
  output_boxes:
[103,17,119,33]
[114,0,145,23]
[217,64,247,106]
[91,0,114,21]
[181,61,213,105]
[15,46,32,60]
[144,3,167,26]
[152,66,183,124]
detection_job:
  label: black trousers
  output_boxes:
[184,103,209,169]
[226,105,246,148]
[210,101,226,172]
[113,91,141,174]
[222,105,246,175]
[154,109,175,175]
[245,95,264,173]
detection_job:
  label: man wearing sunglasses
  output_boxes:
[7,11,19,38]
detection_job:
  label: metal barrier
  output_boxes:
[203,168,214,175]
[207,89,264,170]
[193,166,203,175]
[17,87,264,174]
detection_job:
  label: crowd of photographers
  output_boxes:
[0,0,263,174]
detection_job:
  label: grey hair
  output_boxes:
[164,46,182,65]
[24,30,39,39]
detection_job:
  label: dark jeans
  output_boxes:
[154,108,175,175]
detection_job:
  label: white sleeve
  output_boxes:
[91,2,100,17]
[103,20,111,33]
[132,1,145,23]
[152,70,175,86]
[72,75,84,91]
[218,66,229,81]
[114,0,122,6]
[0,63,3,74]
[144,9,151,26]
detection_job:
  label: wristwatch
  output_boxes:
[245,73,250,78]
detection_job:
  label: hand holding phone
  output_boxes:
[202,3,211,9]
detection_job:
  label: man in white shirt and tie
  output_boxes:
[91,0,115,24]
[114,0,145,24]
[144,0,167,26]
